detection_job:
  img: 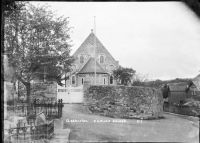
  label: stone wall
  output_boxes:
[84,85,163,119]
[31,81,57,101]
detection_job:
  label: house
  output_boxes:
[167,82,189,105]
[166,75,200,105]
[191,74,200,93]
[66,30,119,87]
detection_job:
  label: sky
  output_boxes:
[31,2,200,81]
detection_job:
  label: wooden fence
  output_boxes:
[163,102,200,117]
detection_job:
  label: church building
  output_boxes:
[68,30,119,86]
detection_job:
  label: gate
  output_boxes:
[57,85,83,103]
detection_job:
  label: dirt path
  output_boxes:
[62,104,199,143]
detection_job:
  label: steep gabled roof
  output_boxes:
[168,82,188,91]
[193,74,200,90]
[78,57,107,74]
[73,31,117,63]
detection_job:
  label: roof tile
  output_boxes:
[78,57,107,74]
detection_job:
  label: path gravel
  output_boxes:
[62,104,199,143]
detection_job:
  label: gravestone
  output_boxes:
[35,112,46,126]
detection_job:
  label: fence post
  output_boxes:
[47,100,50,119]
[45,100,48,116]
[27,105,29,117]
[53,101,55,118]
[22,104,24,115]
[16,122,20,141]
[30,122,35,140]
[50,99,53,119]
[23,123,26,140]
[60,99,63,118]
[58,99,60,118]
[9,124,12,143]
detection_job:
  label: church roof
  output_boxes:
[73,30,117,63]
[78,57,107,74]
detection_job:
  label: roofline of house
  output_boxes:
[77,72,109,74]
[73,32,118,63]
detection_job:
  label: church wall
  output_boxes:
[73,54,91,72]
[76,74,109,86]
[68,73,117,87]
[70,31,119,87]
[97,54,118,72]
[72,53,118,78]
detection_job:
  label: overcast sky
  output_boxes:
[31,2,200,80]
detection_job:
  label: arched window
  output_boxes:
[100,55,104,64]
[72,76,75,85]
[110,76,113,84]
[80,55,84,64]
[82,78,84,85]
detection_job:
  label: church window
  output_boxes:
[82,78,84,85]
[80,55,84,64]
[110,76,113,84]
[100,55,104,64]
[72,76,75,85]
[103,78,106,85]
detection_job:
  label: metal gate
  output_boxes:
[57,85,83,103]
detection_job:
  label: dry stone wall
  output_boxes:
[31,82,57,102]
[84,85,163,119]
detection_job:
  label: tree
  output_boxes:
[161,84,170,99]
[183,0,200,18]
[4,3,74,104]
[113,66,136,85]
[2,0,26,84]
[132,73,148,86]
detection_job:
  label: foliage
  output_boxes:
[161,84,170,99]
[132,77,192,89]
[183,0,200,18]
[4,2,74,103]
[113,66,136,85]
[184,98,200,109]
[2,0,26,17]
[132,73,148,86]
